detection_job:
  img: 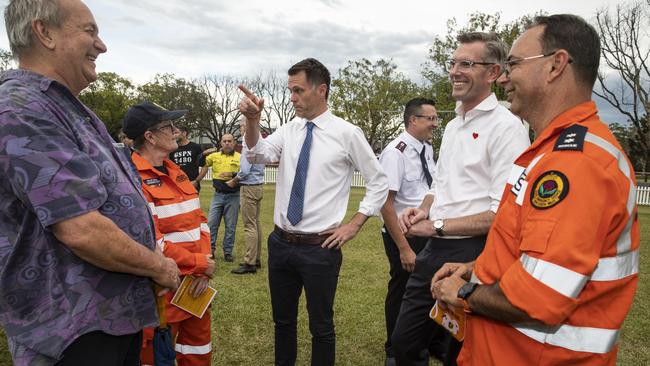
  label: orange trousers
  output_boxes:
[140,312,212,366]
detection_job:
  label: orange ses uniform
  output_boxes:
[459,102,640,365]
[132,153,213,366]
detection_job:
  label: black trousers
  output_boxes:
[382,228,429,358]
[392,236,486,366]
[55,331,142,366]
[268,231,343,366]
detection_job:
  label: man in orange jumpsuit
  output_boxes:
[428,14,640,365]
[123,101,216,366]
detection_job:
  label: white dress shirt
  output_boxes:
[379,131,435,217]
[246,109,388,233]
[429,93,530,221]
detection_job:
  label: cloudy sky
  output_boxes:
[0,0,631,122]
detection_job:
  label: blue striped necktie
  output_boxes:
[287,121,315,225]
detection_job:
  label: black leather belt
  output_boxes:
[274,225,328,245]
[240,183,264,186]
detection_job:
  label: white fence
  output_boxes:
[205,167,650,206]
[638,186,650,206]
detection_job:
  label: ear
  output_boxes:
[548,50,571,82]
[317,83,327,98]
[486,63,503,84]
[32,19,55,50]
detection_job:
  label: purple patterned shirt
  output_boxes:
[0,70,158,365]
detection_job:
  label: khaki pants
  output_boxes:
[240,184,264,265]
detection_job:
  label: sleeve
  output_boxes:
[142,189,208,276]
[245,125,286,164]
[488,120,530,213]
[204,153,215,168]
[0,107,107,228]
[498,154,618,325]
[348,126,388,217]
[378,148,404,193]
[236,151,252,180]
[195,145,206,167]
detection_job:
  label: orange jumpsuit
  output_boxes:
[459,101,640,365]
[133,153,213,366]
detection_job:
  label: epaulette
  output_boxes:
[395,141,407,152]
[553,124,587,152]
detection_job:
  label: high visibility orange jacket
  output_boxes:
[133,152,212,322]
[460,101,640,365]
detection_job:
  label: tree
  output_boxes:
[1,48,14,72]
[194,75,244,146]
[594,1,650,173]
[250,71,295,135]
[421,12,543,110]
[137,73,209,141]
[79,72,136,139]
[331,58,420,150]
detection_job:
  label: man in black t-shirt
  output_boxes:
[169,126,205,191]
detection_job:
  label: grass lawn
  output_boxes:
[0,184,648,365]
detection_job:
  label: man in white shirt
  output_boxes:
[379,97,438,366]
[391,32,530,366]
[239,58,388,366]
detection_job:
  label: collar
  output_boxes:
[400,131,424,152]
[132,151,174,175]
[455,93,499,123]
[528,101,598,151]
[300,109,332,130]
[1,69,61,92]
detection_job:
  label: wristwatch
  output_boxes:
[433,219,445,237]
[457,282,478,314]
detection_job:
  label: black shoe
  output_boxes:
[224,253,234,262]
[231,264,257,274]
[240,260,262,268]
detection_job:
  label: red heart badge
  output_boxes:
[472,132,479,139]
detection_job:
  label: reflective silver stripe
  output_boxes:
[526,154,545,174]
[200,223,210,234]
[155,198,201,219]
[584,133,636,254]
[591,249,639,281]
[175,342,211,355]
[512,323,619,354]
[156,238,165,251]
[147,202,157,217]
[520,254,588,298]
[164,227,201,243]
[470,272,483,284]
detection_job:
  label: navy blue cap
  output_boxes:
[122,101,187,139]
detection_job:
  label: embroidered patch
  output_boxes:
[472,132,479,139]
[144,178,161,186]
[530,171,569,209]
[395,141,407,152]
[176,174,189,183]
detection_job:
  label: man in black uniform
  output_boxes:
[169,126,205,191]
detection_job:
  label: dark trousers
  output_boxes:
[382,228,428,358]
[268,231,343,366]
[392,236,486,366]
[55,331,142,366]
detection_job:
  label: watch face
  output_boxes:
[434,220,443,229]
[458,282,477,299]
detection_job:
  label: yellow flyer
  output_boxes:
[429,302,465,341]
[170,276,217,318]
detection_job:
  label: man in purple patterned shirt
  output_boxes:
[0,0,180,365]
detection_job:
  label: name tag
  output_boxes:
[144,178,161,186]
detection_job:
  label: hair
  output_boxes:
[132,135,146,150]
[529,14,600,89]
[457,32,509,65]
[4,0,66,57]
[177,125,189,134]
[403,98,436,128]
[288,58,331,99]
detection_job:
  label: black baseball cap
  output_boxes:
[122,101,188,139]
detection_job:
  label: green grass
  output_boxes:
[0,185,648,365]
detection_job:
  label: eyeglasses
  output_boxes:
[414,115,441,123]
[448,59,496,70]
[149,122,177,134]
[503,51,572,77]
